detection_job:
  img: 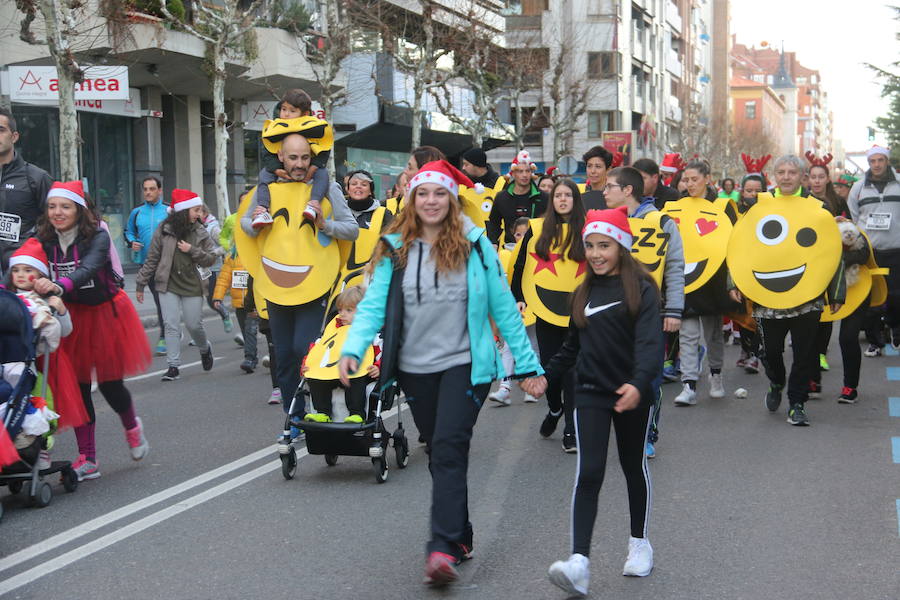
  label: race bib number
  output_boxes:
[231,270,249,289]
[53,260,94,289]
[0,212,22,243]
[866,212,891,231]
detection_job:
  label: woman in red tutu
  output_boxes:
[34,181,152,482]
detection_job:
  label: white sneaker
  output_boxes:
[267,388,282,405]
[548,553,589,597]
[233,334,244,346]
[673,383,697,406]
[37,450,51,470]
[709,373,725,398]
[622,536,653,577]
[488,386,511,406]
[523,393,539,403]
[251,211,273,229]
[262,355,270,368]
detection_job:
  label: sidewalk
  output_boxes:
[122,272,221,330]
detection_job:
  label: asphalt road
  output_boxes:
[1,317,899,599]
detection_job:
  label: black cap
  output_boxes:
[462,147,487,168]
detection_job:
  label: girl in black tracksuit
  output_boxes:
[543,207,662,595]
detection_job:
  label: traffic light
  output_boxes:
[868,127,876,141]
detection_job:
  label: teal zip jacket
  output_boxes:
[341,224,543,390]
[124,200,168,264]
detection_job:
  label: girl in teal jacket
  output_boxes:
[339,160,544,588]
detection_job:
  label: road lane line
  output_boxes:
[893,438,900,464]
[890,398,900,418]
[897,500,900,537]
[887,367,900,381]
[0,445,275,574]
[0,403,407,585]
[125,357,225,382]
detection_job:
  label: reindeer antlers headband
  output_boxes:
[741,153,772,176]
[804,151,833,168]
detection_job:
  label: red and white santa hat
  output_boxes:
[9,237,49,276]
[582,206,632,249]
[866,145,890,159]
[406,160,475,200]
[659,153,682,174]
[169,188,203,213]
[510,149,535,172]
[47,180,86,207]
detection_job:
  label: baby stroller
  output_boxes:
[278,378,409,484]
[0,288,78,522]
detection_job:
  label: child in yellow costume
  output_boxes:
[212,245,258,374]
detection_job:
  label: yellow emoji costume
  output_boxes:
[327,206,390,312]
[727,193,842,310]
[662,196,734,294]
[459,177,508,228]
[261,116,333,157]
[304,316,374,380]
[628,211,668,288]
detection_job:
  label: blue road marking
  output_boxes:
[885,345,899,357]
[897,500,900,537]
[890,398,900,417]
[888,367,900,381]
[894,438,900,464]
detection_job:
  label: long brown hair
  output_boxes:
[36,196,98,243]
[570,245,657,328]
[534,179,586,262]
[372,188,470,273]
[808,165,844,216]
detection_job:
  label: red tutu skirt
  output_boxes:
[62,290,152,382]
[0,426,17,467]
[36,349,89,430]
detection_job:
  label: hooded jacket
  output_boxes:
[487,181,548,245]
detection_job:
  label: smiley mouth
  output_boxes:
[753,265,806,293]
[639,259,661,273]
[536,286,572,318]
[262,256,312,288]
[684,259,708,287]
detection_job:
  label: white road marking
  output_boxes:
[125,357,225,382]
[0,403,407,594]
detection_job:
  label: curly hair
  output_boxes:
[36,197,98,243]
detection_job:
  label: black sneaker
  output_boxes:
[540,411,562,438]
[765,384,782,412]
[838,387,858,404]
[787,404,810,426]
[892,328,900,350]
[562,433,577,453]
[201,344,214,371]
[161,367,180,381]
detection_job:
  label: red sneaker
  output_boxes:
[423,552,459,586]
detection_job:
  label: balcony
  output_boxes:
[505,14,542,30]
[667,3,682,33]
[666,96,682,122]
[666,52,683,78]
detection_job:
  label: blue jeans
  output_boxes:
[267,297,327,412]
[235,308,259,364]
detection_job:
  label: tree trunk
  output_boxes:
[39,0,80,180]
[212,45,230,220]
[411,74,424,151]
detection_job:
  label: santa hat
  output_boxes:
[659,153,684,174]
[9,238,49,276]
[406,160,475,200]
[169,189,203,213]
[866,145,890,159]
[545,166,558,177]
[582,206,632,249]
[511,149,534,171]
[47,180,86,207]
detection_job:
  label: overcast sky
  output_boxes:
[730,0,897,153]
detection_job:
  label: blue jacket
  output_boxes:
[341,225,543,389]
[124,201,168,264]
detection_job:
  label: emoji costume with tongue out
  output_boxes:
[662,196,734,294]
[727,192,842,310]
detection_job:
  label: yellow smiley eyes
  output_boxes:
[755,215,818,248]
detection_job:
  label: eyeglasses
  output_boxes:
[603,183,623,191]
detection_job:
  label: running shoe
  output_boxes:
[892,328,900,350]
[424,552,459,586]
[262,355,271,368]
[488,386,511,406]
[709,373,725,399]
[251,211,273,229]
[37,450,51,471]
[562,433,577,454]
[539,410,562,438]
[819,354,829,371]
[155,338,166,356]
[71,455,100,481]
[645,441,656,459]
[662,360,678,382]
[124,417,149,461]
[233,334,244,346]
[765,384,783,412]
[548,553,590,597]
[673,383,696,406]
[201,343,214,371]
[523,393,539,403]
[344,414,364,424]
[161,366,180,381]
[457,543,474,562]
[864,344,882,357]
[223,315,234,333]
[787,403,810,426]
[622,537,654,577]
[736,352,748,369]
[808,381,822,399]
[744,356,760,374]
[838,387,858,404]
[304,413,331,423]
[267,388,282,405]
[240,359,255,374]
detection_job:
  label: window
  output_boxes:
[745,100,756,120]
[588,111,616,137]
[588,51,618,79]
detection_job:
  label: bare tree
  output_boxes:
[160,0,261,220]
[497,48,547,151]
[540,37,597,163]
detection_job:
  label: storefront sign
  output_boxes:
[13,87,141,118]
[9,66,130,101]
[601,131,635,166]
[242,100,326,131]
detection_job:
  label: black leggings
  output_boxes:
[78,380,133,423]
[535,318,575,435]
[572,399,652,556]
[259,319,278,389]
[838,300,868,389]
[307,377,368,419]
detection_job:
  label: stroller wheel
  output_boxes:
[61,467,79,493]
[281,447,297,480]
[324,454,339,467]
[394,433,409,470]
[372,456,388,484]
[32,481,52,508]
[9,480,23,495]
